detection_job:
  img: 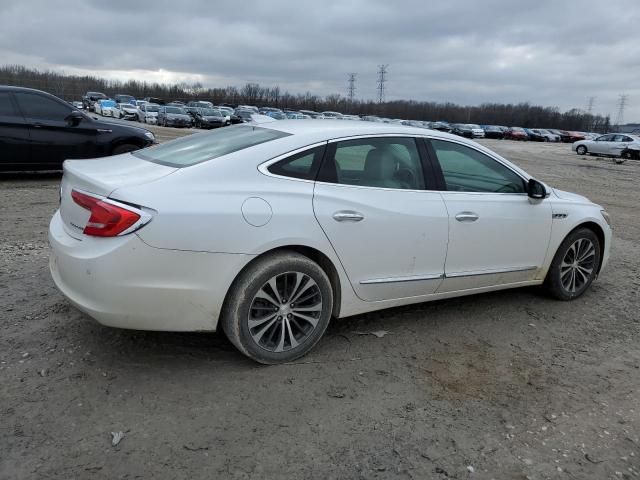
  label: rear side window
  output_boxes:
[14,92,71,120]
[0,92,17,116]
[318,137,426,190]
[133,125,291,167]
[431,139,526,193]
[267,145,326,180]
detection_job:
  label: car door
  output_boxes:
[610,135,633,156]
[0,91,32,169]
[13,91,100,168]
[427,138,552,293]
[590,134,614,154]
[313,136,449,302]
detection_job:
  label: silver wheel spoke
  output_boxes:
[578,246,595,262]
[248,271,323,353]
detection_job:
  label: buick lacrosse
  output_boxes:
[49,121,612,363]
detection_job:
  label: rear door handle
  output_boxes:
[333,211,364,222]
[455,212,479,222]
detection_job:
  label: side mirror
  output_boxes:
[527,178,547,199]
[65,111,84,126]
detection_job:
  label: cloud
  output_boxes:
[1,0,639,120]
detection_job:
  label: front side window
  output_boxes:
[133,125,290,167]
[431,139,526,194]
[14,92,71,120]
[268,145,326,180]
[597,134,613,142]
[318,137,425,190]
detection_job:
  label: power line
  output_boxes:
[586,96,595,114]
[347,73,357,102]
[376,64,388,104]
[614,94,628,127]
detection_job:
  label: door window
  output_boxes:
[318,137,425,190]
[14,92,71,120]
[431,139,526,193]
[596,134,614,142]
[0,92,18,116]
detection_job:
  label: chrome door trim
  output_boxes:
[360,273,444,285]
[445,265,537,278]
[257,141,328,182]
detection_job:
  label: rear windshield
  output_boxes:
[133,125,291,167]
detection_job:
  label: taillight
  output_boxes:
[71,190,141,237]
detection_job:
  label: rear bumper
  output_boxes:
[49,211,253,332]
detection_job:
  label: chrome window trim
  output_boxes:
[257,141,328,183]
[445,266,537,278]
[360,273,444,285]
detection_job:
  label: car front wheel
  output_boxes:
[221,251,333,364]
[576,145,588,155]
[545,228,601,301]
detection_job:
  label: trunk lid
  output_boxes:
[59,154,177,239]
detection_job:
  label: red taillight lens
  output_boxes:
[71,190,140,237]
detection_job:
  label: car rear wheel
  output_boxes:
[545,228,601,301]
[221,251,333,364]
[576,145,587,155]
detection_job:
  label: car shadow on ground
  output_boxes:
[62,286,549,371]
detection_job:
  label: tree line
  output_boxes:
[0,64,610,131]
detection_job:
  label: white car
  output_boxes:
[137,103,160,124]
[94,99,117,117]
[573,133,640,157]
[114,102,139,120]
[49,121,612,364]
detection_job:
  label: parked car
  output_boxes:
[143,97,165,105]
[321,111,343,119]
[530,129,561,142]
[114,94,136,106]
[70,101,84,109]
[82,91,107,111]
[263,110,286,120]
[48,121,611,363]
[573,133,639,157]
[504,127,529,141]
[452,124,484,138]
[238,105,259,113]
[525,129,547,142]
[187,100,214,109]
[217,106,243,124]
[619,144,640,162]
[234,109,255,123]
[114,102,139,120]
[361,115,384,122]
[189,108,228,129]
[137,103,160,124]
[299,110,324,119]
[483,125,505,139]
[428,121,451,132]
[285,111,305,119]
[0,86,155,171]
[557,130,585,143]
[94,99,117,117]
[157,105,193,127]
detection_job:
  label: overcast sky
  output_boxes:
[1,0,639,121]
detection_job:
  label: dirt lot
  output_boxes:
[1,134,639,480]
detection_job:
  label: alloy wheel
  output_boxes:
[560,238,596,293]
[248,271,323,353]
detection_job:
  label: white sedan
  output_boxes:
[49,121,612,363]
[573,133,639,157]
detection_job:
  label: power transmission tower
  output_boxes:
[376,64,388,104]
[347,73,357,102]
[586,96,595,114]
[614,94,628,127]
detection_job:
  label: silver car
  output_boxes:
[573,134,640,157]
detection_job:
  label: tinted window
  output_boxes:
[597,134,613,141]
[431,139,526,193]
[0,92,17,116]
[268,146,326,180]
[14,92,71,120]
[320,137,425,190]
[133,125,290,167]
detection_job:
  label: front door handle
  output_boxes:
[455,212,479,222]
[333,211,364,222]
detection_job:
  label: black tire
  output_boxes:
[545,228,601,301]
[576,145,588,155]
[221,251,333,364]
[112,144,139,155]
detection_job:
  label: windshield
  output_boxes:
[101,100,116,107]
[133,125,291,167]
[201,109,222,116]
[146,105,159,112]
[166,107,186,114]
[468,124,481,129]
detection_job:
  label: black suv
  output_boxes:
[0,86,156,171]
[82,91,107,111]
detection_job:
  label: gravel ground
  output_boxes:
[1,134,639,480]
